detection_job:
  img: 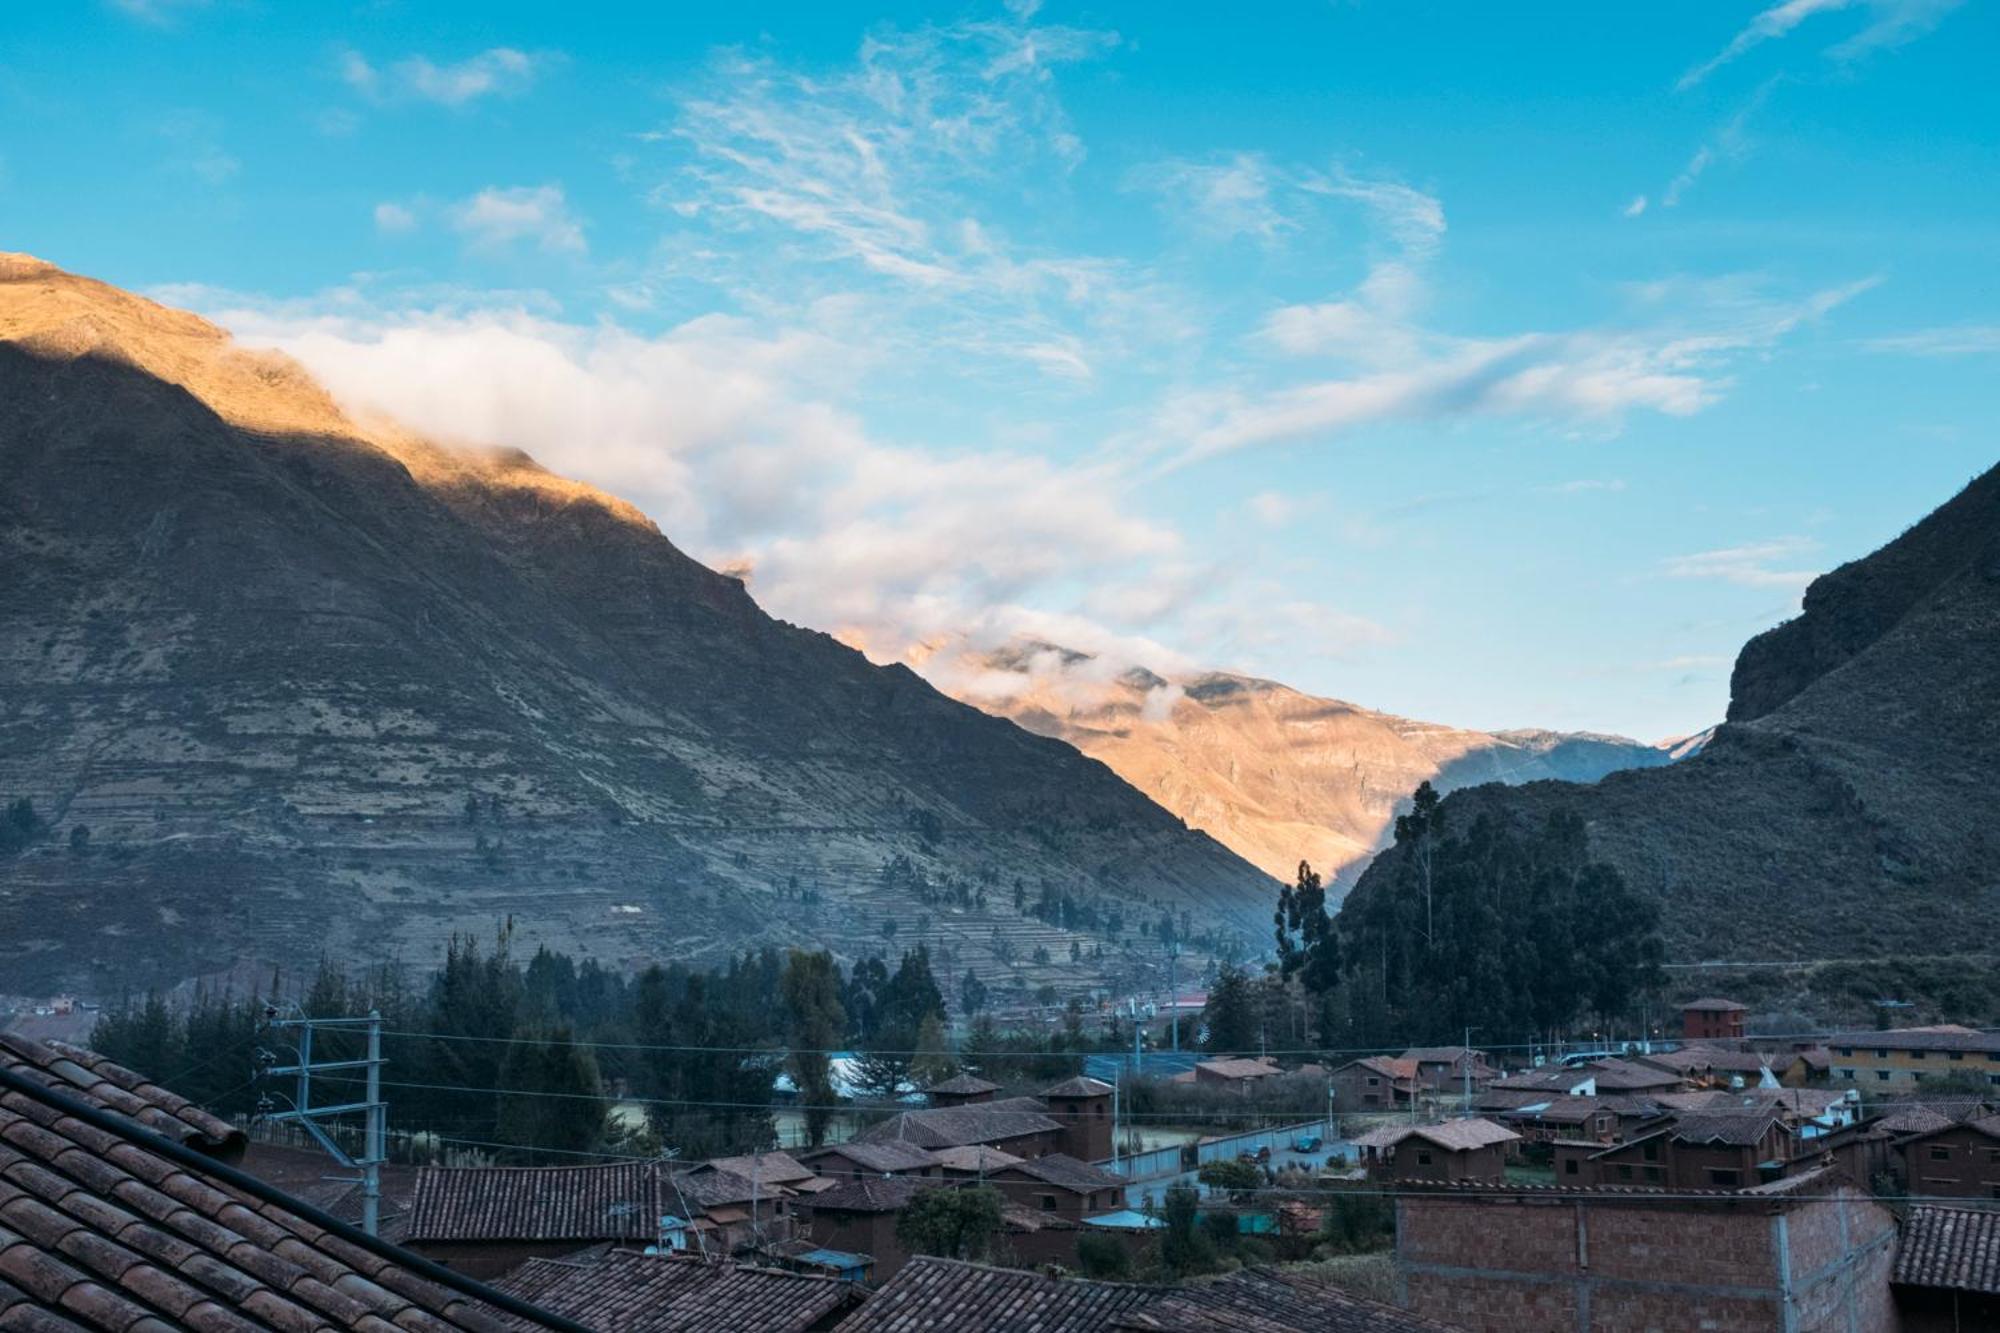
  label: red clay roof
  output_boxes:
[833,1256,1166,1331]
[409,1162,669,1243]
[0,1041,563,1330]
[1895,1204,2000,1296]
[492,1249,863,1332]
[0,1032,244,1159]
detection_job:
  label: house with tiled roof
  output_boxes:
[1892,1204,2000,1329]
[1893,1112,2000,1201]
[850,1096,1066,1158]
[1398,1047,1498,1092]
[798,1175,929,1280]
[1193,1057,1283,1089]
[1329,1057,1420,1111]
[800,1139,944,1182]
[830,1255,1167,1331]
[406,1160,676,1276]
[489,1247,863,1332]
[924,1073,1000,1107]
[985,1153,1125,1223]
[1350,1119,1519,1183]
[1681,996,1748,1042]
[1826,1024,2000,1089]
[0,1032,576,1331]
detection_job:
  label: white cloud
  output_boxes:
[1661,80,1774,210]
[373,202,418,235]
[1162,239,1877,469]
[1130,153,1295,242]
[1662,537,1821,589]
[1677,0,1961,90]
[450,185,586,254]
[341,46,551,108]
[1866,325,2000,356]
[1623,194,1649,218]
[155,110,238,186]
[647,10,1161,384]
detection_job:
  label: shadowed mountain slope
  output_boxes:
[0,254,1275,993]
[1343,461,2000,962]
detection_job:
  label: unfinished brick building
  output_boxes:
[1392,1168,1899,1332]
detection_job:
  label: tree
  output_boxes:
[1273,860,1339,1032]
[1395,782,1444,947]
[896,1185,1004,1261]
[1196,1159,1263,1193]
[1202,964,1258,1054]
[0,797,41,855]
[495,1027,608,1159]
[959,970,988,1019]
[1156,1182,1213,1278]
[67,824,90,855]
[911,1012,956,1087]
[1076,1230,1131,1279]
[782,950,846,1147]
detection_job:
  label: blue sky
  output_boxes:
[5,0,1995,740]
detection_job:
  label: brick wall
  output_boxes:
[1395,1184,1898,1333]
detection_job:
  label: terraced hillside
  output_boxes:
[0,254,1275,994]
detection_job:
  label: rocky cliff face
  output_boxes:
[1345,461,2000,961]
[967,654,1673,889]
[0,255,1275,993]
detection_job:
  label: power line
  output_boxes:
[365,1024,1909,1061]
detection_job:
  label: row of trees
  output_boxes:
[1252,783,1665,1051]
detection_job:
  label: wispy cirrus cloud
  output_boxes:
[1677,0,1962,90]
[450,185,586,254]
[340,46,553,108]
[1866,325,2000,356]
[1662,537,1821,589]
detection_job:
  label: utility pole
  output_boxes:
[261,1009,388,1237]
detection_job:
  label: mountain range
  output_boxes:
[1345,457,2000,966]
[0,254,1277,995]
[960,648,1677,888]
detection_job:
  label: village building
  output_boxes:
[800,1175,927,1280]
[1399,1046,1498,1092]
[1576,1056,1685,1094]
[1351,1119,1520,1183]
[405,1160,680,1277]
[1581,1110,1797,1190]
[1487,1095,1621,1145]
[925,1072,1001,1107]
[849,1096,1068,1159]
[1682,996,1749,1042]
[1393,1168,1900,1333]
[0,1032,573,1330]
[932,1144,1026,1179]
[1893,1112,2000,1200]
[490,1248,865,1331]
[1892,1203,2000,1331]
[1826,1024,2000,1089]
[985,1152,1126,1222]
[1330,1055,1421,1111]
[1485,1066,1599,1097]
[1192,1055,1284,1089]
[1040,1075,1117,1161]
[800,1139,945,1182]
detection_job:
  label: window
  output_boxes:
[1911,1050,1927,1060]
[1877,1049,1890,1059]
[1837,1068,1855,1080]
[1912,1073,1926,1083]
[1642,1142,1659,1162]
[1366,1076,1380,1087]
[1708,1168,1741,1187]
[1416,1150,1433,1166]
[1038,1194,1057,1212]
[1877,1071,1891,1082]
[1928,1146,1952,1161]
[1950,1051,1965,1061]
[1985,1149,1999,1164]
[1838,1047,1854,1057]
[1643,1166,1663,1183]
[1564,1159,1579,1175]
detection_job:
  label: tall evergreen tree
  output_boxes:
[781,950,846,1147]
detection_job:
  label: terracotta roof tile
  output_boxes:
[851,1099,1062,1151]
[407,1163,667,1244]
[0,1041,570,1331]
[1895,1204,2000,1296]
[832,1256,1168,1331]
[490,1249,863,1332]
[994,1154,1124,1194]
